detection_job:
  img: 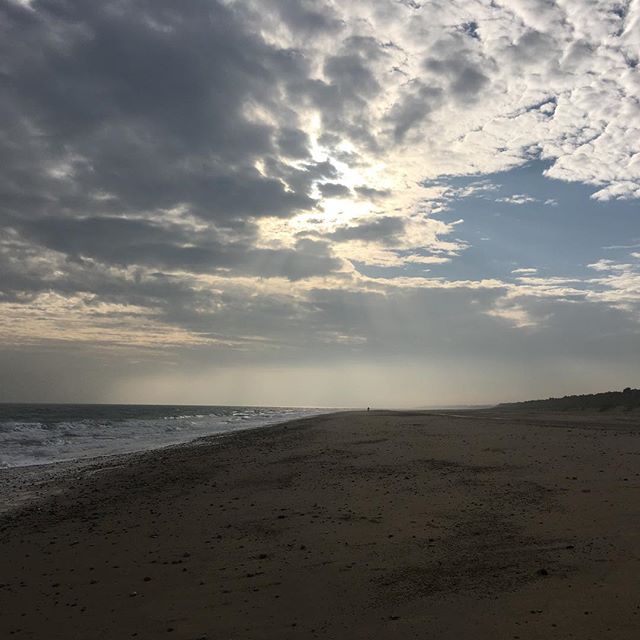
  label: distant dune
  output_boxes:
[497,388,640,412]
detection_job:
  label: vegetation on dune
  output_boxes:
[497,388,640,412]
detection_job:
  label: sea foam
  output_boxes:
[0,404,325,468]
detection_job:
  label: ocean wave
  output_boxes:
[0,405,324,468]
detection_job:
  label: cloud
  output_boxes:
[0,0,327,229]
[496,194,538,205]
[354,186,392,199]
[317,182,352,198]
[1,0,640,403]
[6,214,343,282]
[328,216,406,245]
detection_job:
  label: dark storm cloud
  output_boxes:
[263,158,339,196]
[323,46,381,98]
[386,81,443,142]
[276,128,312,159]
[328,216,406,245]
[354,186,392,199]
[7,215,341,281]
[0,0,364,302]
[0,233,340,349]
[383,31,491,143]
[293,36,388,150]
[423,56,489,103]
[505,29,559,66]
[317,182,352,198]
[0,0,319,229]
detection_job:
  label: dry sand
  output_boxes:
[1,410,639,639]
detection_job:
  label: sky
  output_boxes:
[1,0,639,407]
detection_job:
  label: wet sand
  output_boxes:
[1,410,639,639]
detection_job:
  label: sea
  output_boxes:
[0,404,326,469]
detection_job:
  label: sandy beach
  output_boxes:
[1,410,639,639]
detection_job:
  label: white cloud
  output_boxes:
[496,194,537,205]
[237,0,640,203]
[225,0,640,277]
[485,300,540,329]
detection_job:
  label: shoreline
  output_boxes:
[0,411,340,516]
[0,404,333,471]
[2,410,639,639]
